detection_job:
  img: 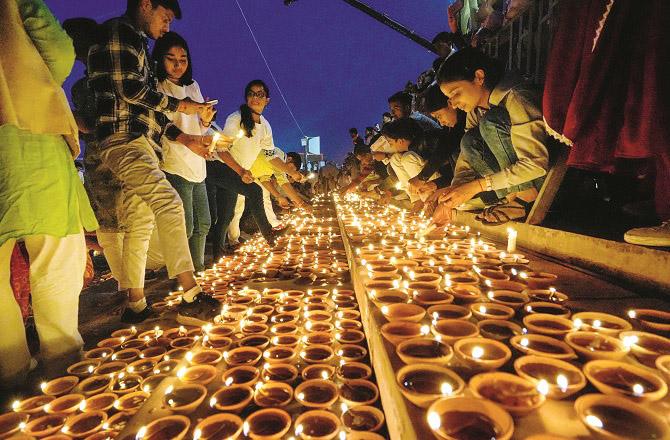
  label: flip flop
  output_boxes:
[477,197,534,225]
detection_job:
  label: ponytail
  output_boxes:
[240,104,255,138]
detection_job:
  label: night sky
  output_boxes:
[47,1,452,163]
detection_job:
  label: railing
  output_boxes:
[483,0,560,85]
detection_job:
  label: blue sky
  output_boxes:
[48,1,452,163]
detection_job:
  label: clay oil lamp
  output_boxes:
[336,329,366,345]
[304,310,332,323]
[271,313,298,325]
[525,288,569,304]
[303,364,336,381]
[0,412,29,439]
[162,383,207,414]
[412,290,454,307]
[294,410,341,440]
[367,264,398,279]
[619,330,670,367]
[111,326,138,339]
[10,395,54,415]
[271,334,301,348]
[369,289,409,309]
[583,360,667,402]
[176,365,217,386]
[67,359,102,378]
[135,415,191,440]
[469,372,545,417]
[96,336,125,351]
[501,263,531,277]
[264,346,299,365]
[572,312,632,336]
[477,319,523,341]
[380,303,425,322]
[193,413,243,440]
[276,304,301,315]
[110,348,141,363]
[337,309,361,321]
[126,358,156,378]
[301,344,336,364]
[270,323,299,336]
[510,334,576,360]
[380,321,422,347]
[103,411,130,433]
[335,319,363,331]
[410,273,442,287]
[23,413,68,438]
[487,279,526,293]
[363,280,394,297]
[454,337,512,371]
[627,308,670,332]
[140,346,167,362]
[337,362,372,381]
[564,331,629,361]
[427,304,472,321]
[514,355,586,399]
[44,393,83,414]
[253,381,294,408]
[239,335,271,350]
[302,333,333,348]
[431,319,479,345]
[396,364,464,408]
[341,405,385,433]
[225,347,263,367]
[61,410,107,438]
[120,338,146,350]
[470,302,515,321]
[207,324,235,340]
[251,304,275,317]
[186,349,223,366]
[295,379,339,408]
[247,313,269,324]
[243,408,291,440]
[657,355,670,383]
[574,394,669,440]
[335,301,358,311]
[41,376,79,396]
[78,374,113,397]
[94,361,127,376]
[304,303,333,314]
[477,269,510,286]
[340,379,379,407]
[338,344,368,362]
[262,363,299,383]
[486,289,529,310]
[397,337,453,364]
[203,336,233,352]
[110,372,142,395]
[449,272,479,287]
[426,396,514,440]
[523,314,575,338]
[209,385,253,413]
[524,272,558,289]
[241,323,269,336]
[80,392,116,413]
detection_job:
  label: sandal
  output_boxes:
[476,197,535,225]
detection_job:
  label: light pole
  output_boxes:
[302,136,316,171]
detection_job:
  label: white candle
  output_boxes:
[507,227,517,253]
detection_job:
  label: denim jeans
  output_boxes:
[460,106,545,204]
[206,161,274,259]
[165,173,211,273]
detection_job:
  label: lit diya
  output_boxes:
[263,363,299,383]
[572,312,632,336]
[40,376,79,396]
[477,319,523,341]
[177,365,217,385]
[396,337,453,364]
[301,345,335,364]
[380,303,425,322]
[619,330,670,367]
[369,289,409,309]
[486,290,529,310]
[135,415,190,440]
[396,364,465,408]
[426,396,514,440]
[454,337,512,370]
[431,319,479,345]
[524,301,571,319]
[294,410,341,440]
[295,379,339,409]
[264,346,299,365]
[447,285,482,304]
[303,364,336,381]
[524,288,569,303]
[564,331,629,361]
[23,413,68,438]
[114,390,149,413]
[657,355,670,384]
[341,405,385,433]
[340,379,379,407]
[523,313,575,338]
[10,395,53,415]
[510,334,577,360]
[67,359,102,378]
[427,304,472,321]
[583,360,668,402]
[253,381,294,408]
[78,375,113,396]
[627,308,670,332]
[162,383,207,414]
[243,408,291,440]
[193,413,243,440]
[44,393,83,414]
[80,392,117,413]
[0,412,29,439]
[222,365,261,388]
[469,372,545,417]
[209,385,253,413]
[225,347,263,367]
[337,344,368,362]
[574,394,669,440]
[514,355,586,399]
[61,410,107,438]
[470,302,515,321]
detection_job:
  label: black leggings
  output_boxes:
[206,161,273,257]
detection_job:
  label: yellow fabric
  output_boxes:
[250,152,289,185]
[0,0,80,156]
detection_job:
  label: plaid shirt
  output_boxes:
[88,17,182,147]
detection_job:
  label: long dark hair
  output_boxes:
[152,31,194,86]
[437,47,503,90]
[240,80,270,138]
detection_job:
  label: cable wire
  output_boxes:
[234,0,307,138]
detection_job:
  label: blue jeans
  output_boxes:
[460,106,544,204]
[165,173,211,272]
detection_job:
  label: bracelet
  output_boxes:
[201,120,211,127]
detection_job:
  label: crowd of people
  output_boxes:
[0,0,314,389]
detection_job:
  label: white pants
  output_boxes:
[390,151,437,203]
[227,188,280,244]
[0,233,86,385]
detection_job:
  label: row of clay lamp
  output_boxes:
[335,194,670,440]
[1,198,387,440]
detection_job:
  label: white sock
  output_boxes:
[182,285,202,303]
[128,297,147,313]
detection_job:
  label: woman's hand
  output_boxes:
[431,180,482,225]
[176,133,210,158]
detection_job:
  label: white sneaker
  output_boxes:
[624,221,670,247]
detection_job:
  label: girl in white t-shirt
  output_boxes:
[152,32,215,272]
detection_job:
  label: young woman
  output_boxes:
[432,47,549,225]
[152,32,214,274]
[207,80,302,260]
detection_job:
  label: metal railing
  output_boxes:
[483,0,560,85]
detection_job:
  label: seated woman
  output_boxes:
[431,47,549,225]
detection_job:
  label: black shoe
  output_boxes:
[145,270,159,282]
[120,305,159,324]
[177,293,221,326]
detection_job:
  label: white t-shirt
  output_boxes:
[222,110,276,170]
[158,79,208,182]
